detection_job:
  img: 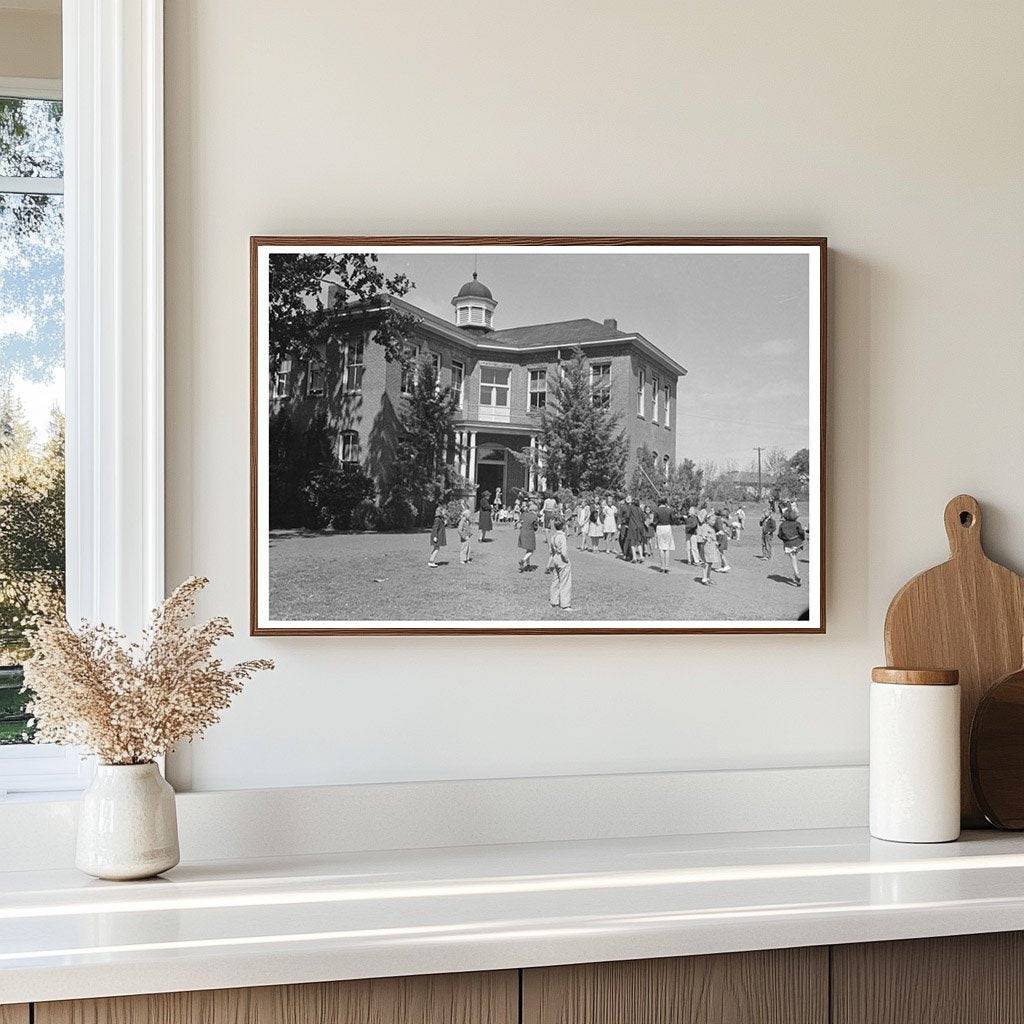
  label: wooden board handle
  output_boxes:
[944,494,983,559]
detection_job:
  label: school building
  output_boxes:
[271,272,687,501]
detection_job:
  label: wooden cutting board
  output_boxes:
[884,494,1024,826]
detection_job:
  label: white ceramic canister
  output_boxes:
[869,667,961,843]
[76,762,180,880]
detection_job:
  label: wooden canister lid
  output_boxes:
[871,667,960,686]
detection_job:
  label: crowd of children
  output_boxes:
[427,489,809,613]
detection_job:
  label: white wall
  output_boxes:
[164,1,1024,792]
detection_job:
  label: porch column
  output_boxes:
[528,435,537,491]
[469,431,478,485]
[456,431,465,478]
[539,442,547,493]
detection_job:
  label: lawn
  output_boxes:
[268,517,812,623]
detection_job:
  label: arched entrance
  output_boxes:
[476,445,506,505]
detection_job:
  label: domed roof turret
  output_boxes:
[451,270,497,330]
[456,273,493,300]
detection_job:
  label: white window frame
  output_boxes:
[400,343,419,395]
[663,385,671,427]
[451,359,465,409]
[590,361,611,409]
[0,2,166,799]
[479,364,511,408]
[339,430,360,464]
[528,367,547,411]
[342,335,365,393]
[637,368,646,418]
[652,375,660,422]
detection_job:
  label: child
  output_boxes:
[713,509,731,572]
[736,506,746,534]
[778,507,807,586]
[518,500,540,572]
[457,503,473,564]
[654,497,674,573]
[601,495,618,553]
[759,505,776,560]
[588,503,603,551]
[576,498,591,551]
[427,503,447,567]
[696,516,718,586]
[684,506,700,565]
[477,489,493,542]
[548,516,573,611]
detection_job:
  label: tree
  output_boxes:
[630,443,662,502]
[537,350,628,493]
[789,447,810,481]
[267,252,415,368]
[664,458,704,520]
[0,401,65,667]
[390,359,461,523]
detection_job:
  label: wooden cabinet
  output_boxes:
[34,971,517,1024]
[832,932,1024,1024]
[522,948,828,1024]
[23,932,1024,1024]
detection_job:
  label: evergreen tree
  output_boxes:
[391,359,461,521]
[537,350,628,493]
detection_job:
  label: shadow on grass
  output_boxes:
[768,574,800,587]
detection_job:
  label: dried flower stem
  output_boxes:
[23,577,273,765]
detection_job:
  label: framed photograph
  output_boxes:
[251,237,826,635]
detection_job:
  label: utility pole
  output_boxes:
[753,446,764,501]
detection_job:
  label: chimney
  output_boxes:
[603,318,617,332]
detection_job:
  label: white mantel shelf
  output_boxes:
[4,828,1024,1004]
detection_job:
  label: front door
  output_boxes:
[476,461,504,507]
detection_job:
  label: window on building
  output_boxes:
[469,307,484,325]
[663,385,671,427]
[343,336,364,392]
[307,342,326,396]
[401,344,419,395]
[637,368,646,417]
[0,91,65,753]
[652,376,660,421]
[339,431,360,464]
[272,358,292,398]
[528,368,547,410]
[479,366,510,407]
[663,454,671,480]
[590,362,611,408]
[451,360,465,409]
[429,351,442,393]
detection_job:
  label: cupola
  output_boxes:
[452,272,497,330]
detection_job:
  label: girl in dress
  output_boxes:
[548,516,573,611]
[428,504,447,567]
[588,503,604,551]
[517,500,540,572]
[697,516,718,586]
[654,497,675,573]
[576,498,591,551]
[624,495,647,564]
[477,490,493,542]
[777,507,807,586]
[601,495,618,553]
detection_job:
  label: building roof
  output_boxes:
[454,274,493,300]
[382,296,687,378]
[487,318,630,348]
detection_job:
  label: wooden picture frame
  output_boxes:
[251,236,827,635]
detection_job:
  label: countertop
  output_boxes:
[4,827,1024,1004]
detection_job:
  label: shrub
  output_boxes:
[349,498,381,532]
[302,466,375,530]
[380,494,418,531]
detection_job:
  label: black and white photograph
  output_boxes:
[251,239,825,634]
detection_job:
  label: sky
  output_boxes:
[370,250,812,469]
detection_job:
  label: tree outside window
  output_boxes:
[0,94,65,744]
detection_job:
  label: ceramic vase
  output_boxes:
[76,762,180,880]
